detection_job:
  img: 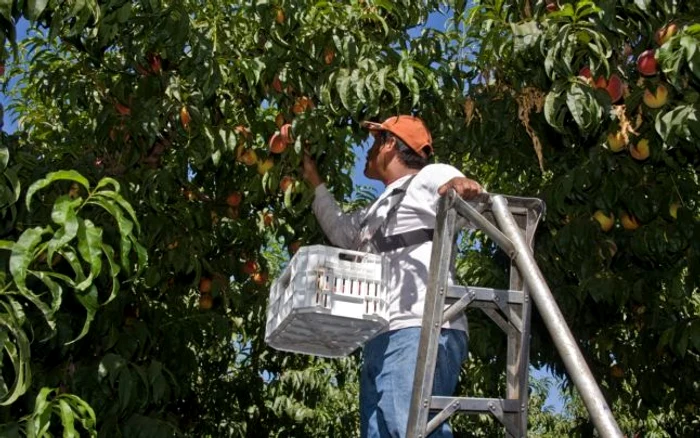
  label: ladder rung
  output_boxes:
[447,285,524,304]
[431,396,521,414]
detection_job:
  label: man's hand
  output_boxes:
[302,151,323,188]
[438,177,482,199]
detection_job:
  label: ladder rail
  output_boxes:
[490,195,623,438]
[406,190,624,438]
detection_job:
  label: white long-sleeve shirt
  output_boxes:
[312,163,468,333]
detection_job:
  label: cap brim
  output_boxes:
[360,121,384,131]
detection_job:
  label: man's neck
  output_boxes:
[383,168,418,186]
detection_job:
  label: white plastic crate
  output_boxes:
[265,245,389,357]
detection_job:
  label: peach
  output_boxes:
[579,66,592,79]
[323,47,335,65]
[655,23,678,46]
[199,294,214,310]
[280,175,295,192]
[605,74,624,103]
[593,210,615,232]
[115,103,131,116]
[226,192,242,207]
[263,212,274,227]
[620,212,640,230]
[180,106,191,129]
[275,8,285,24]
[256,158,274,175]
[643,84,668,108]
[637,50,657,76]
[269,133,287,154]
[630,139,650,160]
[275,113,285,128]
[607,131,627,152]
[243,260,259,275]
[252,271,269,285]
[199,277,212,294]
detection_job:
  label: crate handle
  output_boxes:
[338,252,363,263]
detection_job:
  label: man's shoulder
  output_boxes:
[414,163,464,183]
[419,163,461,175]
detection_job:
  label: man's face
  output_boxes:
[363,132,387,180]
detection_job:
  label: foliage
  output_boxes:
[455,0,700,435]
[0,0,697,436]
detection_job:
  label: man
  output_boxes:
[302,115,482,438]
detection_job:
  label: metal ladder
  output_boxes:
[406,191,623,438]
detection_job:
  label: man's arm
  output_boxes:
[437,176,482,200]
[303,153,364,249]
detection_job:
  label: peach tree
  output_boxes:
[1,0,699,436]
[452,0,700,435]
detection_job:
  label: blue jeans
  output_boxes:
[360,328,468,438]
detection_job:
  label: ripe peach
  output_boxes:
[235,125,252,140]
[238,148,258,166]
[251,271,269,285]
[269,133,287,154]
[180,106,191,129]
[593,210,615,232]
[275,113,285,128]
[655,23,678,46]
[226,192,242,207]
[275,8,285,24]
[323,47,335,65]
[263,212,274,227]
[620,212,640,230]
[594,76,607,89]
[243,260,259,275]
[637,50,657,76]
[199,294,214,310]
[115,103,131,116]
[605,74,624,103]
[257,158,274,175]
[630,139,650,160]
[607,131,627,152]
[579,66,592,80]
[199,277,213,294]
[280,123,293,144]
[643,84,668,108]
[280,175,295,193]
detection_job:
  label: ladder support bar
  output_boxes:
[451,195,516,257]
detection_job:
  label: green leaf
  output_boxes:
[25,170,90,211]
[48,195,81,263]
[0,0,12,22]
[0,147,7,171]
[92,190,141,234]
[29,271,63,315]
[67,284,98,344]
[85,197,134,274]
[10,226,50,296]
[25,0,49,20]
[77,219,103,283]
[100,243,121,306]
[56,399,77,437]
[0,311,32,406]
[566,83,602,132]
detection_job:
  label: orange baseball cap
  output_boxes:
[361,115,433,158]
